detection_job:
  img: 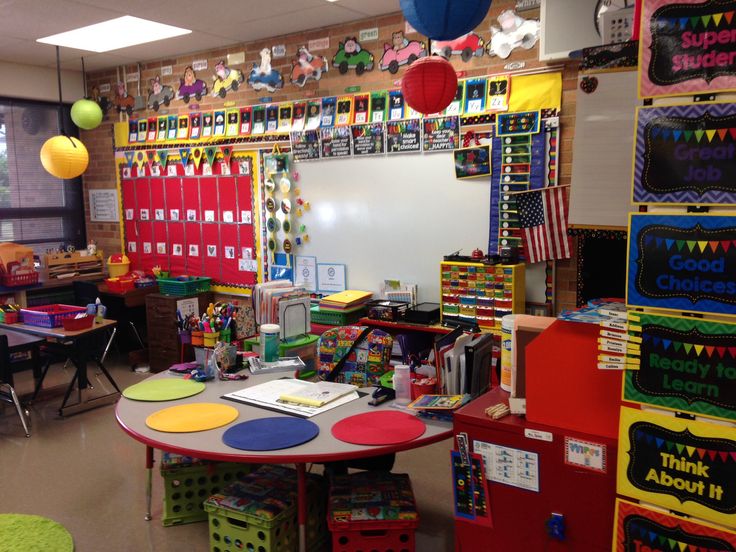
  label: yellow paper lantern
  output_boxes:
[40,135,89,179]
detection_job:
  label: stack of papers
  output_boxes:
[319,290,372,311]
[279,380,357,407]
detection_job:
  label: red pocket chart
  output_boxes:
[152,221,169,271]
[123,220,139,268]
[199,177,219,223]
[218,176,237,224]
[137,221,155,271]
[201,223,221,282]
[150,178,166,222]
[164,178,183,222]
[135,178,151,220]
[182,177,201,223]
[167,222,186,275]
[121,179,136,221]
[219,223,240,284]
[185,223,203,276]
[236,175,253,223]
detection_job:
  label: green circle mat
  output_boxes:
[0,514,74,552]
[122,378,206,401]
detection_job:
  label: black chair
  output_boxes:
[0,334,31,437]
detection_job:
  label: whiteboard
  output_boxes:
[295,153,490,303]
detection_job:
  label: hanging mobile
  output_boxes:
[281,198,291,214]
[265,178,276,193]
[279,176,291,193]
[282,219,291,233]
[267,217,280,232]
[266,197,276,212]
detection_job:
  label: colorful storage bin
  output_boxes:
[20,304,87,328]
[157,276,211,296]
[204,464,327,552]
[160,452,256,527]
[328,472,419,552]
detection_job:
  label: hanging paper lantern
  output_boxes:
[40,136,89,179]
[400,0,492,40]
[401,56,458,115]
[70,99,103,130]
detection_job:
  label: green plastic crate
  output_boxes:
[204,465,327,552]
[310,306,365,326]
[157,276,211,296]
[161,456,256,527]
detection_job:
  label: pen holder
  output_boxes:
[411,378,437,400]
[191,330,204,346]
[203,331,220,348]
[179,330,191,345]
[220,328,231,343]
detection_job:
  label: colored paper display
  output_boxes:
[624,312,736,421]
[627,214,736,316]
[639,0,736,98]
[617,406,736,528]
[613,499,736,551]
[634,102,736,204]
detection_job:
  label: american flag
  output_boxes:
[517,186,572,264]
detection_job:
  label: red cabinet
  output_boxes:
[453,387,617,551]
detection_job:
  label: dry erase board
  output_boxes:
[295,154,548,303]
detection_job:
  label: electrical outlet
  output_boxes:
[546,512,565,540]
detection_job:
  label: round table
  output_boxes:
[116,371,452,552]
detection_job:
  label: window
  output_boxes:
[0,99,85,255]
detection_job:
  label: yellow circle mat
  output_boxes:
[145,403,239,433]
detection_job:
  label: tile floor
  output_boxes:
[0,356,455,552]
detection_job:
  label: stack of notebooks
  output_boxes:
[319,289,373,311]
[407,394,469,422]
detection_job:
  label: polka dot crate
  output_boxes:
[160,452,256,527]
[204,464,328,552]
[328,472,419,552]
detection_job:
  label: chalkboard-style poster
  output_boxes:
[613,499,736,552]
[351,123,385,156]
[386,119,421,154]
[624,312,736,421]
[422,116,459,152]
[627,214,736,316]
[634,102,736,204]
[320,127,352,159]
[290,130,320,161]
[640,0,736,98]
[617,406,736,528]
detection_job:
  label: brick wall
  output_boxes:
[83,2,580,311]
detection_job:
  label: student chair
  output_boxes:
[0,334,31,437]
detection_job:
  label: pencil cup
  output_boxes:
[203,331,220,348]
[191,330,204,346]
[411,379,436,400]
[220,328,231,343]
[179,330,191,344]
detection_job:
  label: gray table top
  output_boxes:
[116,371,453,464]
[0,328,45,350]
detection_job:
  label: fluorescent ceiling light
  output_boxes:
[37,16,191,53]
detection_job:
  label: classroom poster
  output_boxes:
[351,123,385,156]
[386,120,421,154]
[613,499,736,551]
[321,126,352,158]
[422,116,460,152]
[634,102,736,204]
[639,0,736,98]
[627,214,736,316]
[290,130,320,161]
[617,406,736,528]
[624,312,736,421]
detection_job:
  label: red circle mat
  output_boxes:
[331,411,426,446]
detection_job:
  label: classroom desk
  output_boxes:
[0,273,103,308]
[0,328,44,387]
[116,371,453,552]
[97,283,158,308]
[0,319,120,416]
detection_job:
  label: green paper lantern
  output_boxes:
[40,135,89,179]
[70,98,103,130]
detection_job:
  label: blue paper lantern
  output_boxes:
[400,0,492,41]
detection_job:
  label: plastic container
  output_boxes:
[178,330,191,344]
[20,304,87,328]
[203,331,220,348]
[393,364,411,405]
[61,314,95,331]
[219,328,231,343]
[107,255,131,278]
[500,314,518,392]
[157,276,211,296]
[410,378,436,400]
[1,271,39,287]
[105,277,135,293]
[191,331,204,346]
[310,305,366,326]
[260,323,280,362]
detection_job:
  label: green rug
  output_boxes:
[0,514,73,551]
[122,378,205,401]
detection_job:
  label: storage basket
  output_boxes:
[160,453,256,527]
[328,472,419,552]
[157,276,211,296]
[366,300,409,322]
[105,277,135,293]
[310,305,365,326]
[1,271,39,288]
[0,311,19,324]
[61,314,95,331]
[20,304,87,328]
[107,256,130,278]
[204,465,327,552]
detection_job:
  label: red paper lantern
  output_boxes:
[401,56,458,115]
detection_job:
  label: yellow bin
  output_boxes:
[203,332,220,348]
[108,255,131,278]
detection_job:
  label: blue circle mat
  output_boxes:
[222,417,320,451]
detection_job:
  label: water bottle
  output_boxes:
[393,364,412,405]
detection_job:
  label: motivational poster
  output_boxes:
[320,127,352,158]
[627,214,736,316]
[290,130,320,161]
[639,0,736,98]
[351,123,385,156]
[613,498,736,551]
[422,116,459,152]
[386,119,421,154]
[634,102,736,204]
[624,312,736,421]
[617,406,736,528]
